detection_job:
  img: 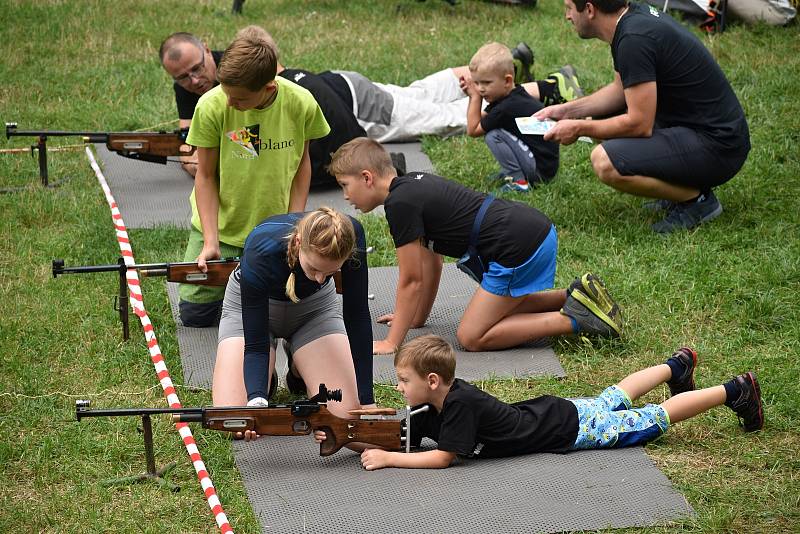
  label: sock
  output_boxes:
[723,378,741,407]
[537,79,557,105]
[665,356,688,382]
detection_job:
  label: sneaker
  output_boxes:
[568,273,623,330]
[282,340,306,395]
[642,198,675,212]
[512,42,535,84]
[498,176,530,193]
[560,288,622,337]
[651,190,723,233]
[390,152,407,176]
[484,170,506,184]
[665,347,698,396]
[728,372,764,432]
[543,65,584,106]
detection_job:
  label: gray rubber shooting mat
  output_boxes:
[93,141,435,227]
[166,264,563,388]
[234,433,693,533]
[369,263,564,382]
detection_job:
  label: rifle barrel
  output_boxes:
[76,406,203,420]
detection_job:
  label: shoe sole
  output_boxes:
[557,65,584,100]
[570,288,622,337]
[742,371,764,432]
[580,273,622,328]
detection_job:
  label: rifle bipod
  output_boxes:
[76,401,180,492]
[53,257,130,340]
[0,132,75,193]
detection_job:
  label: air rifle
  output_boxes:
[5,122,195,187]
[76,384,429,457]
[53,257,239,340]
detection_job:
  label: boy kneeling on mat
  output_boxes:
[329,137,621,356]
[314,334,763,470]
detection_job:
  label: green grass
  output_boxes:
[1,0,798,532]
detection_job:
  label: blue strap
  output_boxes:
[469,195,494,250]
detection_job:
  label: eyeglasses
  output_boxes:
[173,50,206,84]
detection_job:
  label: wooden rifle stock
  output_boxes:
[179,404,402,456]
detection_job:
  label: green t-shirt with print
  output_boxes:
[186,78,330,247]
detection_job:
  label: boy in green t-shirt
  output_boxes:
[179,25,330,326]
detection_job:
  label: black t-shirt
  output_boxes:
[384,173,552,267]
[281,69,367,184]
[613,3,749,151]
[408,379,578,458]
[481,85,560,179]
[318,71,354,110]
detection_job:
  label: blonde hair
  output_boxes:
[469,42,514,78]
[218,25,279,91]
[394,335,456,385]
[285,207,356,303]
[327,137,396,178]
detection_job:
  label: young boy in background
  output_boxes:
[340,335,763,470]
[462,42,560,193]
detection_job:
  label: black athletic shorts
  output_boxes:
[602,126,749,190]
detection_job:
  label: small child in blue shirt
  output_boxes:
[462,42,560,193]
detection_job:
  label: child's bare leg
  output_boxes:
[616,364,672,402]
[508,288,567,314]
[661,386,726,424]
[457,288,573,351]
[292,334,362,418]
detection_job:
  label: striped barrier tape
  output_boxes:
[85,147,234,533]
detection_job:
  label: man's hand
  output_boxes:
[534,102,570,122]
[361,448,393,471]
[195,243,221,271]
[544,119,583,145]
[373,339,397,355]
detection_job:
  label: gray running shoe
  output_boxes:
[560,288,622,337]
[512,42,535,84]
[652,190,723,233]
[568,273,623,331]
[665,347,698,396]
[727,372,764,432]
[642,198,675,212]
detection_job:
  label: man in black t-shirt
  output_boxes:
[159,32,365,183]
[317,335,764,470]
[537,1,750,233]
[329,138,623,356]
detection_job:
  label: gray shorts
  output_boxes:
[218,272,346,351]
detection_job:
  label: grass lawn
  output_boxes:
[1,0,798,532]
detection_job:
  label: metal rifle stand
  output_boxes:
[0,133,72,193]
[99,413,180,492]
[114,257,130,341]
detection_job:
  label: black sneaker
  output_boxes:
[665,347,698,396]
[560,288,622,337]
[651,190,723,233]
[512,42,535,84]
[568,273,623,331]
[728,372,764,432]
[390,152,407,176]
[282,339,306,395]
[642,198,675,212]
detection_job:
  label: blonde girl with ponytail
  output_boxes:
[212,208,374,441]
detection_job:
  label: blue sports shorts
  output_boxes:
[569,385,670,450]
[480,224,557,298]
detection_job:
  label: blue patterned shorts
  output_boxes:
[569,385,670,450]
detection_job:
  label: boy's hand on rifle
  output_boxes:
[360,448,392,471]
[313,430,328,444]
[242,429,261,442]
[196,243,221,271]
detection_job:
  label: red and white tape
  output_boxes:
[85,148,233,533]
